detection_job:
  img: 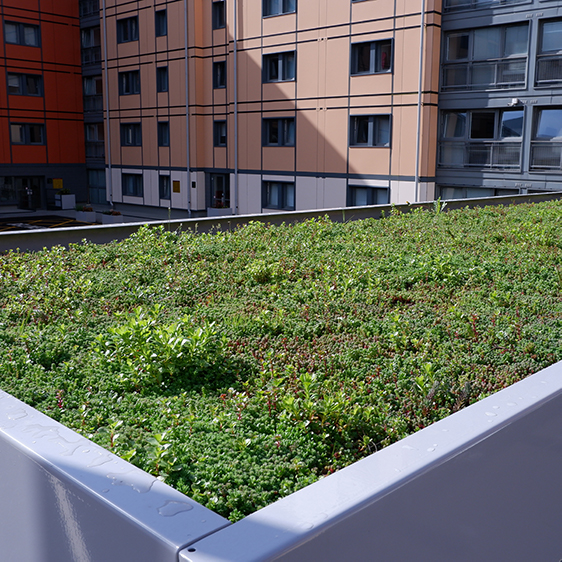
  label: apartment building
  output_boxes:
[437,0,562,198]
[0,0,86,209]
[101,0,440,215]
[2,0,560,214]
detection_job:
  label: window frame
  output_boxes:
[120,123,142,146]
[441,23,529,91]
[10,123,45,145]
[213,120,227,147]
[7,73,43,96]
[212,1,226,30]
[262,181,295,211]
[118,70,140,95]
[536,19,562,86]
[263,51,296,83]
[117,16,139,44]
[122,173,143,197]
[158,122,170,147]
[263,0,296,17]
[439,108,524,169]
[349,115,391,147]
[262,117,295,147]
[348,185,390,207]
[156,66,169,93]
[213,61,226,89]
[350,39,392,75]
[4,21,40,47]
[159,175,171,199]
[155,9,167,37]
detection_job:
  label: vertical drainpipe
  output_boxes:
[414,0,426,203]
[233,0,239,214]
[102,0,113,205]
[184,0,192,217]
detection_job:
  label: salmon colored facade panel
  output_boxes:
[262,147,294,172]
[323,110,350,175]
[98,0,441,212]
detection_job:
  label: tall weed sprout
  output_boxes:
[96,305,227,392]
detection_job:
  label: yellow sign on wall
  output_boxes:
[173,180,181,193]
[52,178,63,190]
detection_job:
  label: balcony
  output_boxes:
[83,94,103,112]
[79,0,99,17]
[85,141,105,159]
[81,46,101,66]
[443,0,526,11]
[536,55,562,86]
[442,58,526,90]
[439,141,522,169]
[530,141,562,170]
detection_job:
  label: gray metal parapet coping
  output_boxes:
[2,361,562,560]
[0,390,230,562]
[0,191,561,253]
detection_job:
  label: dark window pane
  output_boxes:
[470,113,495,139]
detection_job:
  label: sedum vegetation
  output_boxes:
[0,201,561,521]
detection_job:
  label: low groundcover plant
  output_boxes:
[0,200,560,521]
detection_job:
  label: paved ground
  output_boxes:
[0,215,95,232]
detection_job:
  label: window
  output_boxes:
[214,120,227,146]
[263,117,295,146]
[7,73,42,96]
[442,24,528,90]
[159,175,171,199]
[120,123,142,146]
[263,51,295,82]
[439,186,519,199]
[212,1,226,29]
[158,122,170,147]
[536,20,562,86]
[348,186,389,206]
[122,173,143,197]
[439,109,523,168]
[119,70,140,95]
[157,67,168,92]
[530,108,562,170]
[80,0,99,18]
[350,115,390,147]
[85,123,105,158]
[263,181,295,210]
[155,10,167,37]
[209,174,230,208]
[10,123,45,145]
[263,0,296,17]
[443,0,526,13]
[351,40,392,75]
[81,26,101,64]
[83,75,103,111]
[4,22,40,47]
[117,17,138,43]
[213,61,226,88]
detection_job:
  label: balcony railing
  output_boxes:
[83,94,103,112]
[81,46,101,66]
[442,58,526,90]
[536,56,562,86]
[444,0,526,11]
[530,141,562,170]
[439,141,522,169]
[85,141,105,159]
[79,0,99,17]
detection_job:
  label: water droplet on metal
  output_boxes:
[485,412,497,417]
[507,402,517,407]
[157,500,194,516]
